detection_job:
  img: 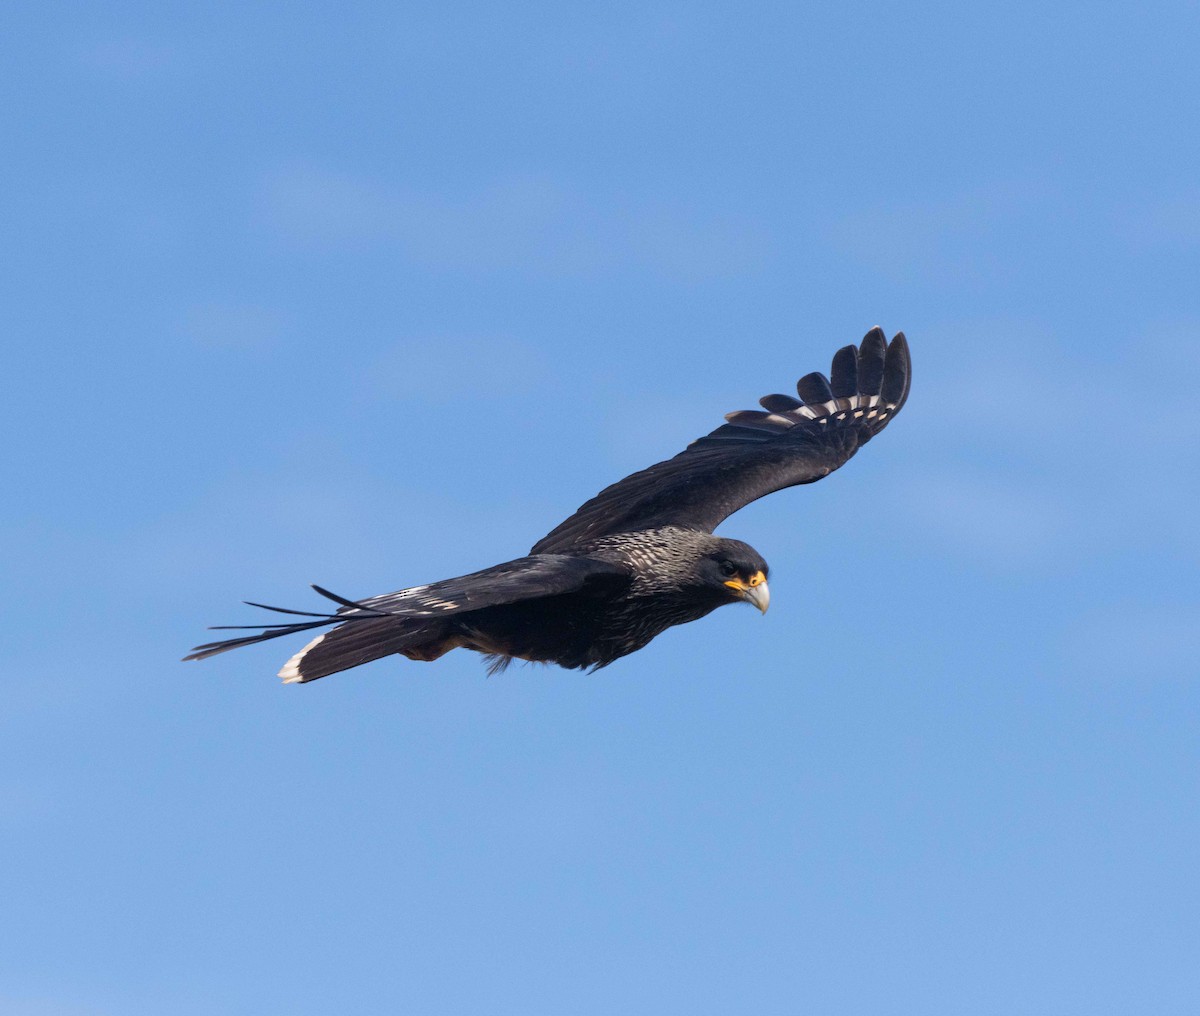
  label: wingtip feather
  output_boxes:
[881,332,912,409]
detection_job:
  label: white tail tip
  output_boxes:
[278,633,327,684]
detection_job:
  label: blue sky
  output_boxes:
[3,2,1199,1013]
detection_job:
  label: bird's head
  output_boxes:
[704,538,770,614]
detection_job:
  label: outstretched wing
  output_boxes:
[183,554,632,663]
[532,328,911,555]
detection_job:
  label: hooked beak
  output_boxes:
[723,571,770,614]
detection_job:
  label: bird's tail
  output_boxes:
[274,614,453,683]
[182,587,452,683]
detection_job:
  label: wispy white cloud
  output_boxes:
[895,470,1068,570]
[915,318,1200,449]
[825,181,1040,283]
[369,336,549,403]
[261,167,769,280]
[1059,604,1200,682]
[117,460,554,605]
[915,325,1200,569]
[867,317,1200,570]
[1120,193,1200,249]
[119,468,431,588]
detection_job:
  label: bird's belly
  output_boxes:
[454,594,716,671]
[455,597,612,670]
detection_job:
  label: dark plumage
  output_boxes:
[185,328,911,683]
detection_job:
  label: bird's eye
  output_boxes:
[719,561,737,577]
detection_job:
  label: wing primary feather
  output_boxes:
[857,328,887,395]
[207,622,332,630]
[243,600,342,619]
[830,345,859,397]
[759,393,802,412]
[881,332,911,406]
[311,584,392,615]
[183,618,333,660]
[796,371,834,404]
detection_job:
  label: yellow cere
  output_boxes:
[723,570,766,592]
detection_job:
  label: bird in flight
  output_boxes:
[185,327,911,683]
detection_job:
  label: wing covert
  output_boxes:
[531,328,910,554]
